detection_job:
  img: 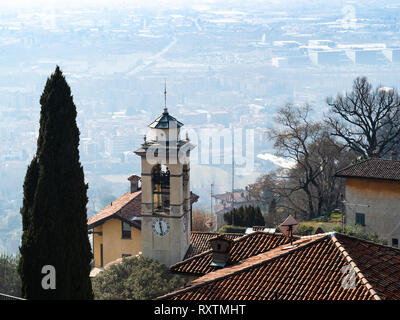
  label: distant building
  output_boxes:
[104,135,132,157]
[273,40,301,48]
[209,110,231,125]
[213,187,263,229]
[309,50,350,65]
[336,152,400,247]
[383,48,400,63]
[345,49,387,64]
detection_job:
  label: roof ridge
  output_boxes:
[159,234,327,300]
[173,231,288,270]
[190,231,244,236]
[90,190,141,218]
[336,232,400,251]
[330,234,381,300]
[116,191,142,215]
[336,157,371,175]
[299,231,336,239]
[368,157,400,162]
[231,230,289,243]
[170,248,212,269]
[87,190,142,228]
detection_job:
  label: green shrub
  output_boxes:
[311,215,329,222]
[336,225,387,245]
[218,225,247,234]
[0,253,21,297]
[294,224,314,236]
[92,256,187,300]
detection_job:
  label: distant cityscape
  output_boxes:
[2,0,400,253]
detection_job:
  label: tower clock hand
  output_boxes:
[159,220,163,235]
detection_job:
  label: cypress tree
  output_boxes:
[254,206,265,226]
[18,66,93,299]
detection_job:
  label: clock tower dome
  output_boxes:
[135,97,195,266]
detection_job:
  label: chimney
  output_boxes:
[127,175,141,193]
[209,235,233,268]
[371,149,380,158]
[392,150,398,161]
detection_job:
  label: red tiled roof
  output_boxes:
[335,233,400,300]
[184,232,244,259]
[336,157,400,181]
[87,189,199,229]
[87,190,142,229]
[171,231,298,275]
[159,233,400,300]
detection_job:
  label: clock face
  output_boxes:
[152,218,170,237]
[182,215,188,233]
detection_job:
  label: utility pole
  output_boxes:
[210,183,214,215]
[231,126,235,226]
[340,193,344,233]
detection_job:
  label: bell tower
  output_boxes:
[135,91,194,267]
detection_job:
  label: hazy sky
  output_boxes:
[0,0,213,8]
[0,0,347,10]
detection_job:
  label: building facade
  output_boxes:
[135,106,195,266]
[336,154,400,247]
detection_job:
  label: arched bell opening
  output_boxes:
[152,164,170,213]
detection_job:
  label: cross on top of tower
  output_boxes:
[163,80,168,114]
[146,81,184,130]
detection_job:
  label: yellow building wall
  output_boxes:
[346,178,400,195]
[345,178,400,243]
[93,225,103,268]
[93,219,142,268]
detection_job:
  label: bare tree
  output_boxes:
[326,77,400,157]
[191,209,216,231]
[266,104,354,220]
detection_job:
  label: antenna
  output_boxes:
[279,215,299,247]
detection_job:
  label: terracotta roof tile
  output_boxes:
[335,233,400,300]
[171,231,298,275]
[159,233,400,300]
[184,232,244,259]
[87,190,142,229]
[336,157,400,181]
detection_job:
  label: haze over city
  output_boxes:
[1,0,400,254]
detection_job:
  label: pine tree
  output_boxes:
[18,66,93,299]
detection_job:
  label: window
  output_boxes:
[392,238,399,248]
[355,213,365,226]
[122,221,131,239]
[122,254,131,258]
